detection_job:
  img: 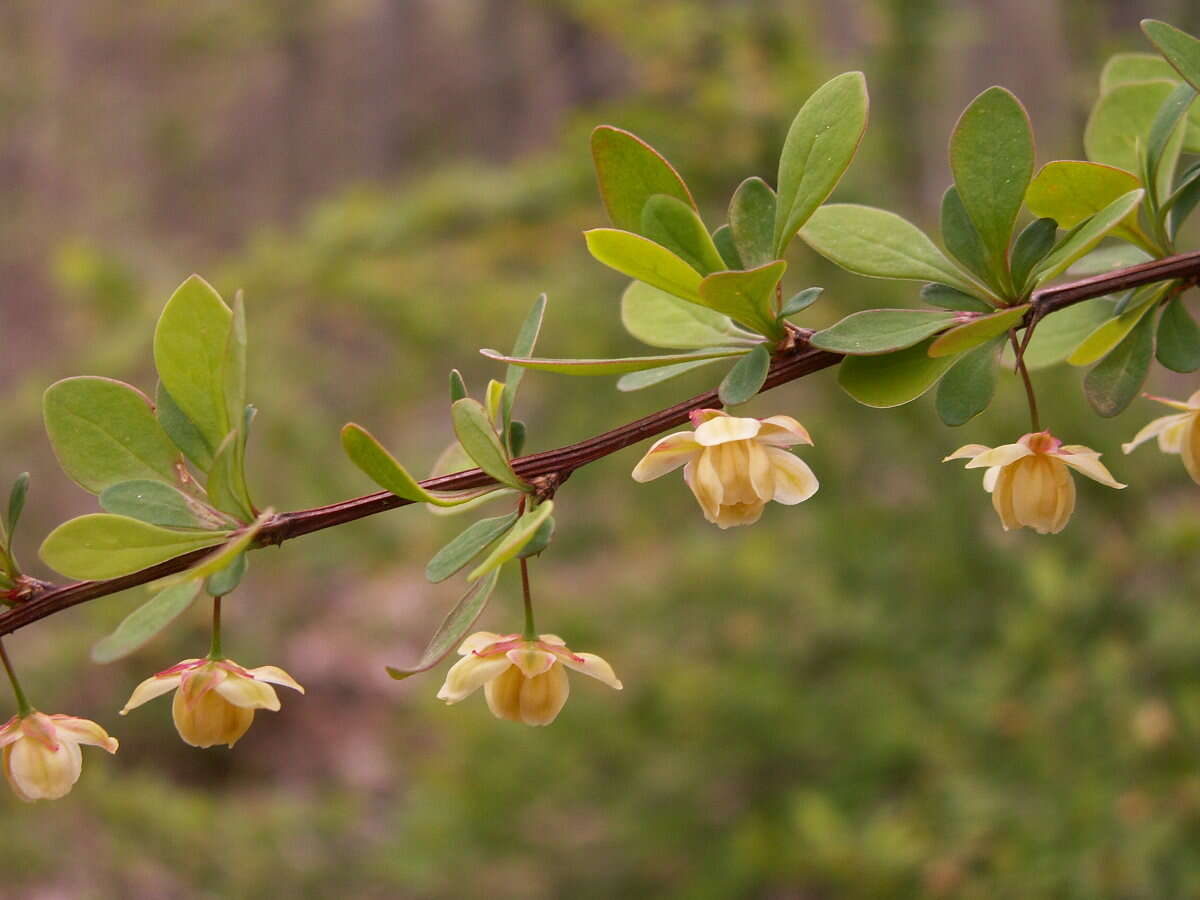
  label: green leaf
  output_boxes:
[949,87,1035,291]
[697,262,788,337]
[640,195,726,275]
[1085,81,1176,175]
[223,290,247,435]
[585,228,704,302]
[1085,306,1156,417]
[920,283,995,313]
[810,309,959,355]
[1142,20,1200,91]
[207,429,254,522]
[502,295,546,441]
[449,369,468,403]
[729,177,778,269]
[718,345,771,406]
[451,399,526,492]
[386,569,501,681]
[156,383,214,472]
[479,347,748,376]
[426,513,519,583]
[517,516,556,559]
[621,280,759,349]
[780,287,823,316]
[509,421,527,457]
[1025,160,1148,250]
[1010,219,1058,293]
[1143,83,1195,203]
[1032,189,1145,283]
[39,514,229,580]
[148,511,271,592]
[940,186,993,287]
[100,480,224,530]
[91,581,202,664]
[928,305,1028,358]
[1101,53,1200,152]
[1067,284,1161,366]
[711,225,744,270]
[153,275,233,455]
[44,377,183,494]
[1066,244,1153,277]
[205,551,247,597]
[616,357,726,392]
[341,424,493,507]
[467,501,554,581]
[774,71,870,256]
[936,337,1003,426]
[590,125,696,234]
[800,205,986,298]
[1009,297,1117,369]
[837,338,957,408]
[5,473,29,545]
[1156,296,1200,372]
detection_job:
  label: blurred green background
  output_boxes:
[3,1,1200,896]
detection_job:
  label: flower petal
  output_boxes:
[631,433,702,482]
[49,716,119,754]
[560,652,623,690]
[517,665,570,726]
[506,647,556,679]
[1122,413,1191,454]
[437,653,512,704]
[746,441,775,502]
[962,443,1033,469]
[245,665,305,694]
[214,674,281,711]
[1144,393,1195,411]
[456,631,509,656]
[6,735,82,801]
[764,447,819,505]
[755,416,813,447]
[691,451,725,516]
[693,415,761,447]
[982,465,1001,493]
[942,443,992,463]
[537,634,567,647]
[120,674,182,715]
[1182,420,1200,485]
[1056,449,1126,489]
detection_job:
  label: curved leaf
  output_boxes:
[590,125,696,233]
[640,194,726,275]
[697,262,788,337]
[386,569,502,681]
[426,513,519,584]
[91,581,202,664]
[584,228,704,302]
[936,337,1003,426]
[811,309,959,355]
[479,347,747,376]
[341,423,496,505]
[40,514,229,580]
[837,338,957,408]
[621,280,759,350]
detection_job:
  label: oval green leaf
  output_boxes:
[718,344,771,406]
[936,337,1003,426]
[91,581,202,664]
[40,514,230,581]
[590,125,696,233]
[426,512,519,584]
[640,194,726,275]
[467,501,554,582]
[928,305,1028,358]
[729,177,778,269]
[697,261,788,337]
[621,281,759,350]
[811,309,959,356]
[838,338,958,408]
[1156,295,1200,372]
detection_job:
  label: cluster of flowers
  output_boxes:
[11,395,1199,802]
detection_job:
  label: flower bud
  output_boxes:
[0,711,118,802]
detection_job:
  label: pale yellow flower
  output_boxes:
[120,657,303,748]
[1122,390,1200,483]
[437,632,621,726]
[945,431,1125,534]
[0,711,117,802]
[631,409,818,528]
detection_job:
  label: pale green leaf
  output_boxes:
[426,513,519,583]
[837,338,957,408]
[91,581,202,664]
[640,194,726,275]
[585,228,704,302]
[621,281,759,350]
[386,569,501,680]
[718,344,771,406]
[467,501,553,581]
[810,309,959,355]
[341,424,494,507]
[1142,19,1200,91]
[39,514,229,580]
[590,126,696,233]
[616,357,726,392]
[729,177,778,269]
[697,262,788,337]
[928,305,1028,358]
[480,347,747,375]
[451,399,525,492]
[1032,189,1145,282]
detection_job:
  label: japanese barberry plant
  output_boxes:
[1,18,1199,801]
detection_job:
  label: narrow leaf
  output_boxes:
[810,309,959,356]
[1010,219,1058,293]
[1067,284,1161,366]
[718,344,771,406]
[147,511,271,592]
[1032,189,1145,283]
[479,347,748,376]
[1009,297,1118,369]
[451,399,526,492]
[341,424,493,507]
[781,287,823,316]
[616,357,726,392]
[1142,20,1200,91]
[449,369,468,403]
[711,225,744,270]
[205,551,247,597]
[502,295,546,438]
[467,501,554,581]
[385,569,501,680]
[426,513,519,583]
[5,473,29,543]
[517,516,556,559]
[91,581,202,664]
[206,429,254,522]
[921,283,995,313]
[940,186,993,286]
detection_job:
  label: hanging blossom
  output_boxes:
[121,658,304,748]
[438,632,621,726]
[945,431,1124,534]
[1123,391,1200,482]
[0,711,118,802]
[631,409,819,528]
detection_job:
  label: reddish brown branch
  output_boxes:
[4,250,1199,636]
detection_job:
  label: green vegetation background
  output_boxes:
[3,1,1200,896]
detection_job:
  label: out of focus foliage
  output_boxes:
[3,0,1200,897]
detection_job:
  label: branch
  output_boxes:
[5,249,1200,636]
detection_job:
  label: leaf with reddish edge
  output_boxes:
[385,569,501,681]
[590,126,696,233]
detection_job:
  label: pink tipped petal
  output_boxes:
[688,409,728,427]
[215,674,281,711]
[180,665,226,707]
[20,713,60,752]
[506,647,557,679]
[0,716,22,747]
[456,631,509,656]
[631,433,702,482]
[561,653,623,690]
[756,416,813,447]
[50,717,119,754]
[245,666,305,694]
[1144,393,1195,411]
[964,443,1033,469]
[1056,450,1126,488]
[437,653,512,704]
[694,415,761,446]
[765,447,819,505]
[120,674,182,715]
[943,443,992,463]
[538,634,567,647]
[1122,413,1191,454]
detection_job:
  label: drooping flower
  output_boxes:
[945,431,1124,534]
[631,409,818,529]
[120,658,303,748]
[437,632,621,726]
[0,711,117,801]
[1122,391,1200,483]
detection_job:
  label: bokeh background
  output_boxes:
[2,1,1200,897]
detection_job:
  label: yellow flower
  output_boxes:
[631,409,818,528]
[0,711,117,802]
[120,657,303,748]
[437,632,621,726]
[1122,390,1200,482]
[945,431,1125,534]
